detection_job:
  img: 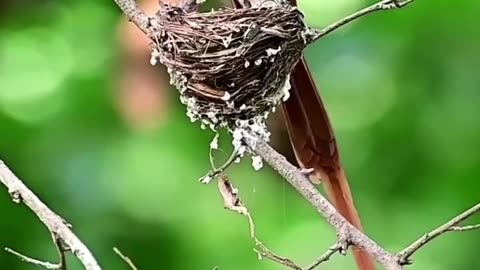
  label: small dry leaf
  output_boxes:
[217,175,248,216]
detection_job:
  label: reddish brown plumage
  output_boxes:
[283,55,377,270]
[283,1,376,269]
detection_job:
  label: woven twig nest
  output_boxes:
[149,5,317,127]
[148,4,318,162]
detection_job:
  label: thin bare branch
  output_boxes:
[200,146,239,184]
[254,242,342,270]
[306,244,342,270]
[5,232,69,270]
[0,159,101,270]
[53,233,69,270]
[312,0,414,42]
[254,243,303,270]
[449,224,480,232]
[215,173,302,269]
[397,203,480,265]
[114,247,139,270]
[5,247,61,270]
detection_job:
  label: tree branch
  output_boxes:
[114,247,139,270]
[397,203,480,265]
[311,0,414,42]
[249,137,480,269]
[4,247,61,270]
[250,138,402,270]
[0,159,101,270]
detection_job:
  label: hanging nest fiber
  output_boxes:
[148,4,318,142]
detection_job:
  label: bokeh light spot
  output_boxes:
[318,53,396,131]
[0,27,73,123]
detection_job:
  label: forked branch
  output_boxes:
[0,159,101,270]
[398,203,480,265]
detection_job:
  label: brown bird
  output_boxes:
[159,0,376,269]
[230,0,377,270]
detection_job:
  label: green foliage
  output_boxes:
[0,0,479,269]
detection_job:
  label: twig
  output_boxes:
[255,242,342,270]
[53,233,69,270]
[254,240,342,270]
[216,173,303,269]
[305,243,342,270]
[0,159,102,270]
[199,138,239,184]
[255,245,303,270]
[397,203,480,265]
[4,247,60,270]
[311,0,414,42]
[114,247,139,270]
[449,224,480,232]
[5,232,69,270]
[218,173,330,270]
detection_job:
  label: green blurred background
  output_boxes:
[0,0,479,269]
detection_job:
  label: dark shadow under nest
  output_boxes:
[149,4,319,134]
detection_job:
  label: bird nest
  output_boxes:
[148,4,318,144]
